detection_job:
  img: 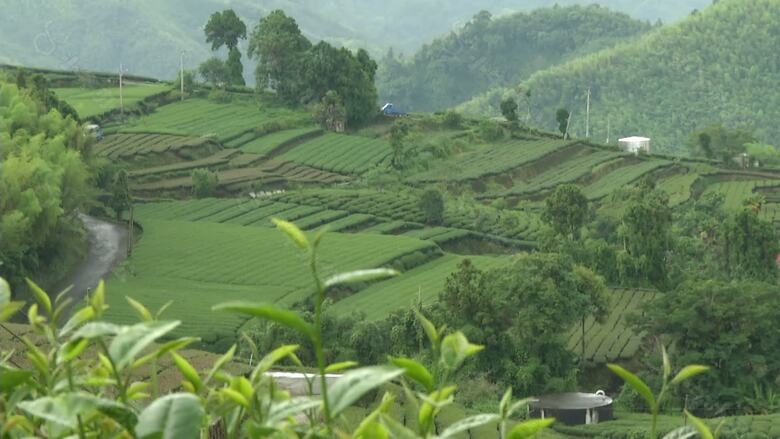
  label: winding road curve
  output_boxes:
[55,214,129,310]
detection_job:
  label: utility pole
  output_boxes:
[585,87,591,138]
[606,116,611,144]
[119,63,124,118]
[564,111,573,140]
[180,51,185,101]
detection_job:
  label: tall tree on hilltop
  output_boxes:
[205,9,247,51]
[248,10,311,102]
[202,9,247,86]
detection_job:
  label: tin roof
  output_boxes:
[529,392,613,410]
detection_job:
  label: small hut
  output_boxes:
[618,136,651,155]
[529,391,614,425]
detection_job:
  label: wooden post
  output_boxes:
[127,205,134,257]
[581,316,586,365]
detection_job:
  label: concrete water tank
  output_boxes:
[529,390,614,425]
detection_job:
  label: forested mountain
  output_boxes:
[457,0,780,155]
[0,0,708,81]
[377,5,654,112]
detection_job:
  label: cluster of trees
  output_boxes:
[539,182,779,415]
[458,0,780,154]
[248,10,378,127]
[378,5,653,112]
[0,77,93,291]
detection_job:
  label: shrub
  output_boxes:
[191,168,218,198]
[418,188,445,225]
[442,110,464,129]
[479,119,504,142]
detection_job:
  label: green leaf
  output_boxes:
[126,296,153,322]
[327,366,404,417]
[662,345,671,380]
[0,301,24,322]
[59,305,96,337]
[156,300,174,319]
[267,397,321,423]
[253,344,300,380]
[390,357,434,391]
[171,352,203,393]
[72,322,121,339]
[57,338,90,364]
[607,364,656,409]
[213,302,315,340]
[685,410,714,439]
[0,277,10,304]
[324,268,399,289]
[440,331,484,371]
[135,393,204,439]
[206,344,236,383]
[25,278,51,316]
[500,388,513,418]
[0,366,32,392]
[221,388,250,407]
[18,393,137,432]
[272,218,309,250]
[671,365,710,386]
[110,321,181,371]
[414,310,438,347]
[90,280,105,313]
[438,414,501,438]
[507,418,556,439]
[380,413,418,439]
[325,361,359,373]
[662,426,698,439]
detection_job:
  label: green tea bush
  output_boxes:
[0,220,555,438]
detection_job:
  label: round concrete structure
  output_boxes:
[529,391,614,425]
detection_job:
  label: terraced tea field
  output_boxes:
[278,133,392,174]
[566,288,656,363]
[411,138,572,182]
[656,171,700,206]
[95,133,219,161]
[54,83,170,118]
[703,178,780,210]
[238,127,322,155]
[497,150,622,197]
[105,218,436,343]
[327,254,506,320]
[582,159,672,200]
[120,98,310,141]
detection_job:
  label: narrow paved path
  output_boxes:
[55,214,128,310]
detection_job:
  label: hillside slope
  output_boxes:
[378,5,654,112]
[457,0,780,155]
[1,0,707,81]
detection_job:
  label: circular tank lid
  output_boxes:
[529,392,613,410]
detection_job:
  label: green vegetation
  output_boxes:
[0,79,92,291]
[120,97,310,141]
[378,5,653,112]
[581,159,671,200]
[53,83,170,118]
[237,127,321,155]
[459,0,780,154]
[278,133,391,174]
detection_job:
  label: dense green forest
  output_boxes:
[457,0,780,155]
[0,74,93,289]
[377,5,654,112]
[0,0,707,81]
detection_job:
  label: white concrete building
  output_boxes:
[618,136,651,155]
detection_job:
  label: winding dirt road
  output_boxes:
[55,214,128,310]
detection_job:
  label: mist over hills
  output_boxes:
[457,0,780,154]
[1,0,708,80]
